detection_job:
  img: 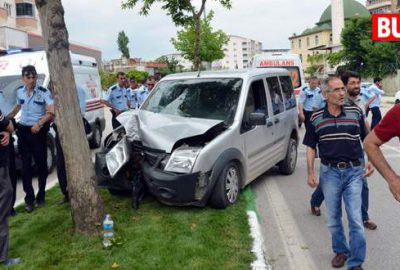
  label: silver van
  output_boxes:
[137,69,299,208]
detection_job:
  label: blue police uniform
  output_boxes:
[136,85,149,107]
[299,86,324,128]
[127,88,138,109]
[105,84,129,128]
[16,85,53,208]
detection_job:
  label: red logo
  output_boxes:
[372,14,400,41]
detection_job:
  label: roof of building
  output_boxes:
[318,0,370,25]
[301,23,332,36]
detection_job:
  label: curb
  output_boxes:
[247,210,271,270]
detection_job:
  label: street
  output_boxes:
[253,106,400,270]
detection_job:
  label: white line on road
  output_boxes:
[382,144,400,154]
[262,179,318,270]
[248,211,271,270]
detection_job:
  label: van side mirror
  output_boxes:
[249,113,266,126]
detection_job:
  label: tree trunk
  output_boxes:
[193,15,201,70]
[35,0,104,235]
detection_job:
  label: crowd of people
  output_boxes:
[299,71,397,270]
[100,71,159,129]
[0,64,399,268]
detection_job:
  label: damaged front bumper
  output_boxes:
[142,159,213,207]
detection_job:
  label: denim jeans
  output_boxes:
[311,179,370,222]
[319,163,366,269]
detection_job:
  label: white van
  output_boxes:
[0,49,105,170]
[252,52,305,96]
[97,69,299,209]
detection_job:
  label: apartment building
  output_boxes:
[212,35,262,70]
[366,0,400,13]
[0,0,102,64]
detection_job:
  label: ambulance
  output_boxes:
[0,49,105,171]
[252,52,305,96]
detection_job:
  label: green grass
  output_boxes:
[8,187,255,270]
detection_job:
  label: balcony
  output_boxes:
[366,0,392,10]
[16,16,38,31]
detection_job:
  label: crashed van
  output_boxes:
[96,69,299,208]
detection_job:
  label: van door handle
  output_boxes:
[274,118,280,124]
[267,121,273,127]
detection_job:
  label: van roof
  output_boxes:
[0,50,97,76]
[163,68,289,80]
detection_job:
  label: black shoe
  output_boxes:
[2,257,21,266]
[9,209,17,217]
[25,204,34,213]
[35,200,45,208]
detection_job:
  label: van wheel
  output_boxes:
[278,138,297,175]
[209,161,240,209]
[396,99,400,104]
[90,124,102,149]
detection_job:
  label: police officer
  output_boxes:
[54,85,87,204]
[0,109,20,266]
[0,90,17,216]
[8,65,55,213]
[101,72,129,129]
[298,76,325,129]
[127,78,139,110]
[136,77,155,107]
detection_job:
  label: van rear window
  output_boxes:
[257,66,301,89]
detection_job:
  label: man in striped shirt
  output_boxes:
[303,76,367,270]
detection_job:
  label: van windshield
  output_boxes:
[141,78,243,123]
[0,74,46,113]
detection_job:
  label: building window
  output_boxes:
[315,35,319,45]
[306,37,310,47]
[16,3,34,16]
[291,40,294,49]
[298,39,301,49]
[4,3,12,16]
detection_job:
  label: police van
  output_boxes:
[252,52,305,96]
[0,49,105,171]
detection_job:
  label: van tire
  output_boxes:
[278,138,297,175]
[90,124,102,149]
[209,161,240,209]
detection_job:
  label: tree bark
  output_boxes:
[35,0,104,235]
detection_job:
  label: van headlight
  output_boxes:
[164,148,201,173]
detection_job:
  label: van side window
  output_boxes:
[241,80,268,133]
[266,77,284,115]
[279,76,296,110]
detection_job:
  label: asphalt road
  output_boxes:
[253,106,400,270]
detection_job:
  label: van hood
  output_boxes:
[138,110,223,153]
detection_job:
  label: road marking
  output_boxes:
[248,211,271,270]
[262,179,317,270]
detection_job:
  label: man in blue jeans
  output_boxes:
[304,76,371,270]
[310,71,377,230]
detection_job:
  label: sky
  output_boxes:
[61,0,365,61]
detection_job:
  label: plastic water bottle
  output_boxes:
[102,214,114,247]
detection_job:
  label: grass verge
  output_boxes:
[8,187,255,270]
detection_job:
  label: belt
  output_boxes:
[321,159,361,169]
